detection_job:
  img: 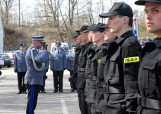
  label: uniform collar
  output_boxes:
[154,38,161,48]
[115,30,133,45]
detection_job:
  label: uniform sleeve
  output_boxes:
[49,52,54,70]
[32,49,48,63]
[122,43,141,112]
[14,53,17,71]
[45,52,49,70]
[64,54,67,70]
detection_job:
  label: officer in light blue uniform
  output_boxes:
[40,44,49,93]
[50,41,66,93]
[25,35,48,114]
[66,45,77,92]
[14,43,27,94]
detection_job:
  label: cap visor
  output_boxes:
[99,12,115,18]
[135,1,146,5]
[135,0,161,5]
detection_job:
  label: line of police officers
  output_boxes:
[70,0,161,114]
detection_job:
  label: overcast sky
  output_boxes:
[11,0,144,24]
[19,0,144,12]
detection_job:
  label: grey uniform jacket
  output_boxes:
[25,45,48,86]
[14,50,27,72]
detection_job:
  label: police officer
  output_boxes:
[25,35,48,114]
[69,31,81,92]
[85,23,106,114]
[40,43,49,93]
[94,25,116,114]
[14,43,27,94]
[99,2,142,114]
[135,0,161,114]
[76,25,93,114]
[50,41,66,93]
[67,45,77,92]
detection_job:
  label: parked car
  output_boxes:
[6,52,15,65]
[0,56,4,69]
[0,53,12,68]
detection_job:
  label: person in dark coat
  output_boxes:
[69,31,82,92]
[99,2,142,114]
[85,23,107,114]
[76,25,93,114]
[135,0,161,114]
[14,43,27,94]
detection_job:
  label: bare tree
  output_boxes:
[1,0,15,26]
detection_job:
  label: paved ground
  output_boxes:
[0,67,80,114]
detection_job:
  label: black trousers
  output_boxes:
[17,72,26,92]
[77,88,89,114]
[40,72,47,91]
[26,85,40,114]
[53,71,64,92]
[69,71,76,90]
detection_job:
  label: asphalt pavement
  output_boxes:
[0,67,80,114]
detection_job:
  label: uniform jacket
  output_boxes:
[66,49,75,71]
[44,51,49,71]
[103,30,142,112]
[85,45,99,103]
[95,42,111,110]
[14,50,27,72]
[25,45,48,86]
[50,48,66,71]
[76,42,93,89]
[69,46,81,83]
[138,38,161,112]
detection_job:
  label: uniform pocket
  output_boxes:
[140,59,157,95]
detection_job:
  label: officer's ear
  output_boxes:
[122,16,129,25]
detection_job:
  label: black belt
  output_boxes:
[96,81,105,88]
[103,86,124,94]
[137,96,161,110]
[77,67,85,72]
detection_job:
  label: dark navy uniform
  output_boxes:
[137,39,161,114]
[134,0,161,113]
[77,42,93,114]
[25,36,48,114]
[103,30,142,114]
[95,42,110,114]
[50,42,66,93]
[14,43,27,94]
[85,45,97,114]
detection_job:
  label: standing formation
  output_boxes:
[11,1,161,114]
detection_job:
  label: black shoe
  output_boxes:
[41,90,46,93]
[59,90,63,93]
[17,92,22,94]
[70,88,75,92]
[23,92,27,94]
[53,89,58,93]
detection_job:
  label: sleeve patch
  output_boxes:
[124,56,140,64]
[98,59,101,64]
